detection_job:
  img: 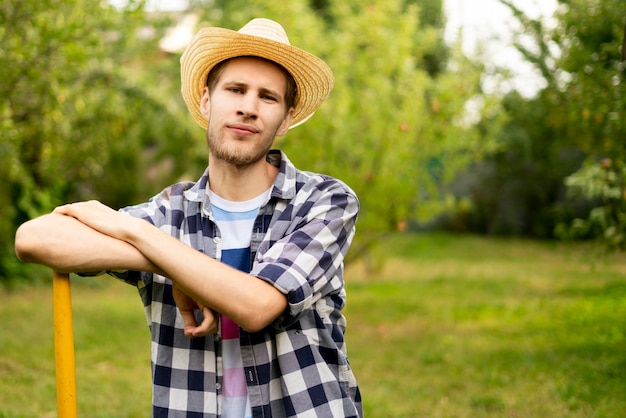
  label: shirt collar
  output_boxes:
[182,150,297,204]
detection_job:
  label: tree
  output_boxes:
[504,0,626,248]
[449,0,625,246]
[193,0,502,260]
[0,0,198,284]
[292,0,502,261]
[546,0,626,251]
[3,0,503,282]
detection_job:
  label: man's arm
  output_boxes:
[52,201,287,333]
[15,212,159,273]
[16,210,219,337]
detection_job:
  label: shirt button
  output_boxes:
[215,383,222,391]
[214,334,221,342]
[213,237,221,244]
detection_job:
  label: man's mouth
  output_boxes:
[227,123,259,136]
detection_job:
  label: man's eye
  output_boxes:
[228,87,242,93]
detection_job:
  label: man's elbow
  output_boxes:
[14,216,56,265]
[241,314,274,333]
[240,296,287,333]
[14,221,40,263]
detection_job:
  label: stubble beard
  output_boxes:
[206,129,275,169]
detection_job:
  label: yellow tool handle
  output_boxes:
[53,271,77,418]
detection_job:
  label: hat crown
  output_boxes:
[237,18,291,46]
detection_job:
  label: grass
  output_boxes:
[1,233,625,417]
[0,278,151,418]
[344,233,626,417]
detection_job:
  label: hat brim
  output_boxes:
[180,27,334,129]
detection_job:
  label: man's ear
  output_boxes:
[276,108,294,136]
[199,87,210,119]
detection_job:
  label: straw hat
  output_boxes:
[180,18,334,129]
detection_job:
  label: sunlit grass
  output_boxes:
[0,278,151,418]
[344,233,626,417]
[1,233,625,417]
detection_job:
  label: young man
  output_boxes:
[15,18,362,418]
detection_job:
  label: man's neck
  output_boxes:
[208,157,278,201]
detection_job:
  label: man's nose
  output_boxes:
[237,94,259,119]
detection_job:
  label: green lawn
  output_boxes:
[1,233,625,417]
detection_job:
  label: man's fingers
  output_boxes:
[173,285,219,338]
[189,306,218,338]
[178,308,200,338]
[178,305,219,338]
[53,204,72,215]
[53,200,101,214]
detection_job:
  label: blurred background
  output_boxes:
[1,0,624,281]
[2,1,626,416]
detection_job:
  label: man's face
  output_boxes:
[200,57,294,168]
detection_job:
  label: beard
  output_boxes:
[206,128,276,169]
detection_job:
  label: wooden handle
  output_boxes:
[53,271,77,418]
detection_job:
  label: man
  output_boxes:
[15,18,362,418]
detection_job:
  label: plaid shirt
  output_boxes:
[114,150,362,417]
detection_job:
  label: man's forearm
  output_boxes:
[46,201,288,332]
[119,219,287,332]
[15,213,158,273]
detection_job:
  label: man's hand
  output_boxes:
[172,283,219,338]
[54,200,220,337]
[51,199,285,333]
[53,200,138,242]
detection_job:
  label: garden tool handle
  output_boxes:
[53,271,77,418]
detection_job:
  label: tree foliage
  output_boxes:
[450,0,625,247]
[504,0,625,155]
[190,0,502,260]
[557,158,626,251]
[3,0,502,282]
[291,0,502,260]
[0,0,199,283]
[547,0,626,252]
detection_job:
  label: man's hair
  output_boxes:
[206,57,297,113]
